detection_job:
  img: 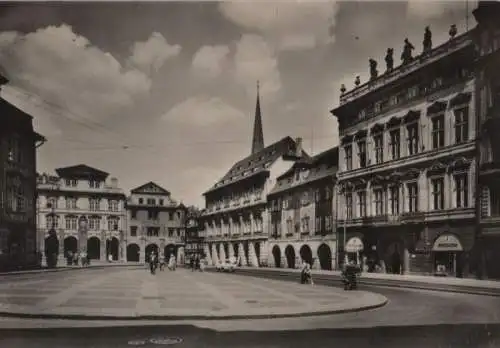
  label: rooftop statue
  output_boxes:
[369,59,378,80]
[340,84,346,95]
[355,75,361,86]
[385,48,394,72]
[449,24,457,39]
[401,38,415,65]
[423,26,432,53]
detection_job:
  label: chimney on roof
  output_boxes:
[295,137,303,158]
[110,177,118,188]
[251,80,265,155]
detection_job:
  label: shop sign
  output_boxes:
[432,234,463,252]
[345,237,364,253]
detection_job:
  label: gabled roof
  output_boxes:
[130,181,170,195]
[269,146,338,196]
[203,136,309,195]
[55,164,109,179]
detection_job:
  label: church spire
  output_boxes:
[251,80,264,154]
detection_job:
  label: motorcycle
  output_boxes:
[342,273,357,290]
[342,264,360,290]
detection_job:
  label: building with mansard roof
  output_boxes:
[36,165,126,264]
[473,1,500,279]
[267,146,339,270]
[125,181,187,264]
[200,84,306,267]
[0,73,46,271]
[331,25,477,277]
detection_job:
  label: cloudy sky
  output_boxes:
[0,0,476,207]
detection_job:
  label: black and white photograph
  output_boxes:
[0,0,500,347]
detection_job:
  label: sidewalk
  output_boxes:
[228,267,500,296]
[0,261,144,277]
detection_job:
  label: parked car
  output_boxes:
[216,259,237,272]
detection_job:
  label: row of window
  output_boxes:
[344,68,471,128]
[129,226,184,237]
[44,197,120,212]
[209,189,264,210]
[344,106,469,171]
[130,210,183,221]
[4,176,30,213]
[343,173,469,219]
[272,215,333,236]
[270,187,333,212]
[135,197,166,205]
[205,218,264,236]
[45,215,120,231]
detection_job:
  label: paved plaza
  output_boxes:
[0,267,387,320]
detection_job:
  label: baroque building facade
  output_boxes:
[184,206,204,263]
[125,182,186,264]
[0,73,46,270]
[473,1,500,279]
[200,86,305,267]
[267,146,338,270]
[36,165,127,263]
[332,28,477,277]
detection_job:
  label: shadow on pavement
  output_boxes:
[1,323,499,347]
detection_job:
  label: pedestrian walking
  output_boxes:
[149,252,157,275]
[195,255,200,271]
[159,253,165,271]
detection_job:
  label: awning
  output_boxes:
[345,237,364,253]
[432,234,463,252]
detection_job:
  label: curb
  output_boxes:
[229,269,500,297]
[0,264,144,277]
[0,298,388,321]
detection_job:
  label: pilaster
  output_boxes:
[219,243,226,261]
[238,243,247,266]
[248,242,257,266]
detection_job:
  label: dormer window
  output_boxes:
[89,180,100,189]
[358,109,366,119]
[431,77,443,89]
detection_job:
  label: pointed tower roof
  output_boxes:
[251,81,264,155]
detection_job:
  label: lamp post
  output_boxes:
[46,202,58,268]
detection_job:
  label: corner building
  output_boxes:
[125,182,186,264]
[36,165,127,263]
[0,74,46,270]
[473,1,500,279]
[200,86,305,267]
[267,147,338,270]
[332,29,477,276]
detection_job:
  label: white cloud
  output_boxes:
[233,34,281,97]
[406,0,465,19]
[129,32,181,74]
[162,96,245,127]
[219,1,339,51]
[191,45,230,78]
[0,24,154,122]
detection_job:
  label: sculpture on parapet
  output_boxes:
[369,59,378,80]
[340,84,346,95]
[423,26,432,53]
[385,48,394,72]
[401,38,415,65]
[449,24,457,39]
[355,75,360,86]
